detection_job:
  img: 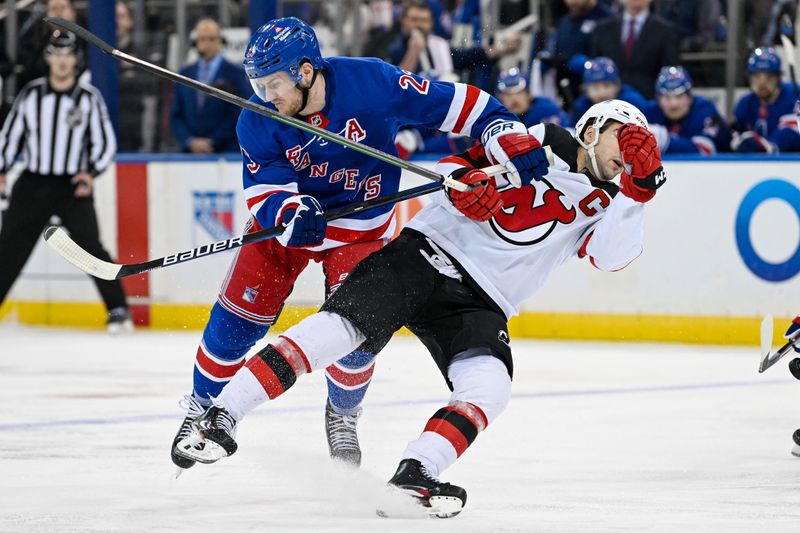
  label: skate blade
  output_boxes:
[174,433,230,464]
[174,466,186,479]
[427,495,465,519]
[792,445,800,458]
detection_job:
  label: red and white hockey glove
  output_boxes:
[483,122,549,187]
[275,195,327,248]
[618,123,666,203]
[447,168,503,222]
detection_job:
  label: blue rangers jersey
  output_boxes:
[733,82,798,137]
[236,56,522,251]
[733,82,800,152]
[642,95,732,154]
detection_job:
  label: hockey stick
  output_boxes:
[758,314,800,373]
[780,14,800,98]
[44,17,473,193]
[43,163,510,280]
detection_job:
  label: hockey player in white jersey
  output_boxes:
[173,100,666,518]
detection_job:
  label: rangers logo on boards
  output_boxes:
[193,191,235,242]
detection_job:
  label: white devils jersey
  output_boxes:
[406,123,645,319]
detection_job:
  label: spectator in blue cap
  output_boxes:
[495,68,566,128]
[569,57,647,126]
[642,65,731,154]
[731,47,800,153]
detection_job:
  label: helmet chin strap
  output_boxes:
[576,125,602,180]
[296,69,319,114]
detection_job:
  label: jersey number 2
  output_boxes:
[399,75,429,95]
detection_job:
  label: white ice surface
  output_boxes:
[1,324,799,532]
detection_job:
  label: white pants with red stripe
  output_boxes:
[216,312,511,478]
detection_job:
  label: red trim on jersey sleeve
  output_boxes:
[578,232,593,259]
[453,85,481,135]
[246,189,294,211]
[440,155,472,168]
[424,418,470,457]
[325,214,394,243]
[793,316,800,327]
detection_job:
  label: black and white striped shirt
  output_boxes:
[0,77,116,176]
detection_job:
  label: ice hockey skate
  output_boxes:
[173,404,238,465]
[170,394,206,471]
[324,400,362,466]
[106,307,133,335]
[377,459,467,519]
[792,429,800,458]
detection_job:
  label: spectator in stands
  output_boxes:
[653,0,723,52]
[643,65,731,155]
[550,0,615,104]
[170,18,249,154]
[496,68,566,127]
[388,0,456,81]
[17,0,83,89]
[569,57,647,126]
[732,47,800,153]
[117,0,162,152]
[591,0,678,99]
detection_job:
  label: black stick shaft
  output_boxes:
[115,181,443,278]
[43,17,453,187]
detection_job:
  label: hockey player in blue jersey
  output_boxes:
[569,57,647,127]
[171,99,666,517]
[643,66,732,155]
[495,68,567,128]
[731,47,800,154]
[171,17,550,473]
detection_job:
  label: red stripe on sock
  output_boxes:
[195,347,245,379]
[424,418,470,457]
[325,362,375,387]
[245,356,285,399]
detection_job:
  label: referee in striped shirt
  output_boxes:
[0,31,131,333]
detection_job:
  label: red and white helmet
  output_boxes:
[574,99,648,179]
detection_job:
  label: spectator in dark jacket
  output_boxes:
[591,0,679,98]
[550,0,615,103]
[170,18,250,154]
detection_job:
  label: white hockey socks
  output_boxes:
[402,355,511,478]
[217,312,366,421]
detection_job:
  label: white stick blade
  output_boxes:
[44,227,121,280]
[760,315,774,358]
[759,314,775,373]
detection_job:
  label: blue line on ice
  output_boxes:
[0,378,792,432]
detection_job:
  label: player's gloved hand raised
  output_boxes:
[483,123,549,187]
[785,316,800,353]
[446,168,503,222]
[617,123,666,203]
[276,195,326,248]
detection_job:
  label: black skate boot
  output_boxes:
[380,459,467,518]
[792,429,800,458]
[171,395,206,471]
[324,400,362,466]
[173,404,238,465]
